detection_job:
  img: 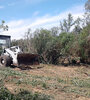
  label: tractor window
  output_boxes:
[0,39,6,45]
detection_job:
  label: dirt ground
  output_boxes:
[0,64,90,100]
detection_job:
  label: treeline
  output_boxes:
[11,0,90,65]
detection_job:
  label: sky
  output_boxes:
[0,0,87,39]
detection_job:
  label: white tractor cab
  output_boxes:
[0,35,12,66]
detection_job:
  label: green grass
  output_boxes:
[0,87,51,100]
[0,67,52,100]
[0,66,90,99]
[56,77,90,97]
[70,78,90,88]
[60,86,90,97]
[42,82,48,89]
[0,67,27,77]
[57,78,66,84]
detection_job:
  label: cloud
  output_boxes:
[0,4,84,40]
[25,0,46,4]
[8,2,16,6]
[0,6,4,9]
[33,11,40,16]
[9,0,47,5]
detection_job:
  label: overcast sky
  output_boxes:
[0,0,87,39]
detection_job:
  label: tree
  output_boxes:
[73,17,82,34]
[60,13,75,33]
[0,20,8,31]
[78,24,90,63]
[50,27,59,36]
[85,0,90,12]
[83,0,90,26]
[23,28,35,53]
[32,29,52,55]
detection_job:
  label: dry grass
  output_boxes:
[0,64,90,100]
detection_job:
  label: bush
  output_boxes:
[78,24,90,63]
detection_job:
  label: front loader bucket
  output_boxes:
[17,53,39,66]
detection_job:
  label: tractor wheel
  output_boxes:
[0,55,12,67]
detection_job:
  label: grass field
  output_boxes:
[0,64,90,100]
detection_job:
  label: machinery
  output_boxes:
[0,35,39,67]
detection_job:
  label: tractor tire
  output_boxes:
[0,55,12,67]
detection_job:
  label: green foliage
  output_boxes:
[0,87,15,100]
[78,24,90,63]
[60,13,75,32]
[44,32,76,64]
[85,0,90,12]
[11,3,90,65]
[0,20,8,31]
[0,87,50,100]
[57,78,66,83]
[42,83,47,89]
[59,33,75,54]
[11,24,90,65]
[32,29,53,55]
[70,78,90,88]
[84,0,90,26]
